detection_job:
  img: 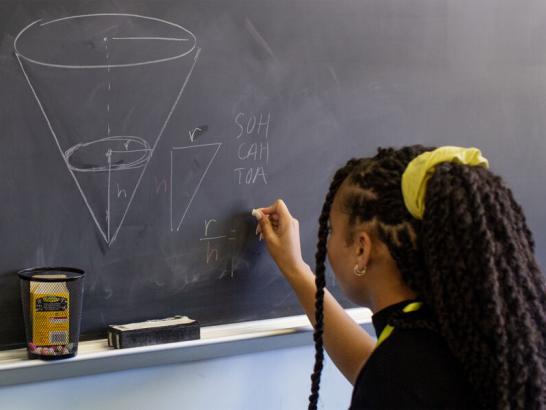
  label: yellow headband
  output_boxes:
[401,146,489,220]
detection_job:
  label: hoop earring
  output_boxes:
[353,264,367,277]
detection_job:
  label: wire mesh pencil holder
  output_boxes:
[18,267,85,360]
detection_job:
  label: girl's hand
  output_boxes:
[253,199,309,277]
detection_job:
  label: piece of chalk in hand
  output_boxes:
[251,208,262,220]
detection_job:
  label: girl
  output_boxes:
[253,145,546,409]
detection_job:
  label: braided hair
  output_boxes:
[307,145,546,410]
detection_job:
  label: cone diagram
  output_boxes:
[14,14,201,244]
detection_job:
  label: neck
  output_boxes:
[367,282,418,314]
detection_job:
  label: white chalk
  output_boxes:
[251,208,262,220]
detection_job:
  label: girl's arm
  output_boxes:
[286,262,376,384]
[254,200,376,384]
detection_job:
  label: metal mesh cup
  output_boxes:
[18,267,85,360]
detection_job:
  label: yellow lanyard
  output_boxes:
[375,301,423,349]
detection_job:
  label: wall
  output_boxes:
[0,344,354,410]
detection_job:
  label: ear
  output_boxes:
[354,230,372,268]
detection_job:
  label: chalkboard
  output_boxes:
[1,0,546,350]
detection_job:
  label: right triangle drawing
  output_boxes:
[171,143,222,232]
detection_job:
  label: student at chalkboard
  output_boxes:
[253,145,546,410]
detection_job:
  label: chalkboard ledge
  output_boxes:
[0,308,372,387]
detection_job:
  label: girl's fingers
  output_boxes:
[259,203,278,214]
[253,201,287,242]
[255,216,278,236]
[260,199,291,218]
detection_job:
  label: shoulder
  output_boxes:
[351,327,482,409]
[385,326,459,370]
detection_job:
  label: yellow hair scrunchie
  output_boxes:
[401,146,489,220]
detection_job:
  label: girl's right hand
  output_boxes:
[254,199,309,277]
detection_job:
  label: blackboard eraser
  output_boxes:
[107,315,200,349]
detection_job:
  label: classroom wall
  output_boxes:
[0,344,353,410]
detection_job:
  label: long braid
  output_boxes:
[422,163,546,409]
[308,159,360,410]
[333,145,546,409]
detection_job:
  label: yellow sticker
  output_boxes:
[31,282,70,346]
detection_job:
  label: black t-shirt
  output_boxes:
[349,300,484,410]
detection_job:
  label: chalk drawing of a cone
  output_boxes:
[15,14,201,245]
